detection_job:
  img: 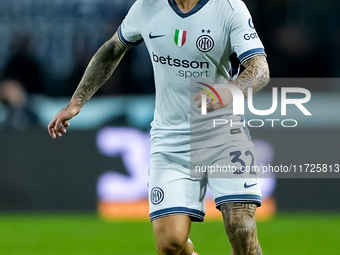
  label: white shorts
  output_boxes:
[149,141,262,222]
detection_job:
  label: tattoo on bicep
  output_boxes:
[221,203,262,255]
[231,55,270,97]
[72,32,130,107]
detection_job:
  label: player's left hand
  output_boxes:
[194,86,233,112]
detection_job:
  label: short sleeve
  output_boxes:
[229,1,266,65]
[118,0,144,46]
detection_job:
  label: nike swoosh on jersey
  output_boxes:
[244,182,258,189]
[149,33,165,39]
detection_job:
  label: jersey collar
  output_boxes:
[168,0,210,18]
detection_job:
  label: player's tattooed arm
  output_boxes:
[194,55,269,112]
[230,55,270,97]
[69,31,131,109]
[221,203,262,255]
[47,31,131,138]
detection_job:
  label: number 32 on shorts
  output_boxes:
[229,150,257,175]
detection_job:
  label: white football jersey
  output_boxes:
[119,0,266,154]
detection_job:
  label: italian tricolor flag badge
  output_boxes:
[174,29,187,47]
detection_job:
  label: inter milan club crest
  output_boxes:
[150,187,164,205]
[174,29,187,47]
[196,29,214,52]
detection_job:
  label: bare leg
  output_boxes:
[153,215,194,255]
[220,202,262,255]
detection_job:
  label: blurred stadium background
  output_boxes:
[0,0,340,254]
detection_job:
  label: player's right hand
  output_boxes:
[47,105,80,139]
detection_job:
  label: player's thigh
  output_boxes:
[152,214,192,248]
[205,141,262,208]
[149,151,207,222]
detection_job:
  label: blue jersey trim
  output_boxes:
[150,207,205,222]
[215,194,262,208]
[238,48,266,65]
[118,26,144,46]
[168,0,210,18]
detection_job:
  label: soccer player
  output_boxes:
[48,0,269,254]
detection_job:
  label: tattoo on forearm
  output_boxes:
[71,32,130,107]
[221,203,262,255]
[230,55,270,97]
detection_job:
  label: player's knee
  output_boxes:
[156,234,188,254]
[233,224,255,245]
[153,216,191,254]
[228,216,257,248]
[231,223,262,255]
[230,224,262,255]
